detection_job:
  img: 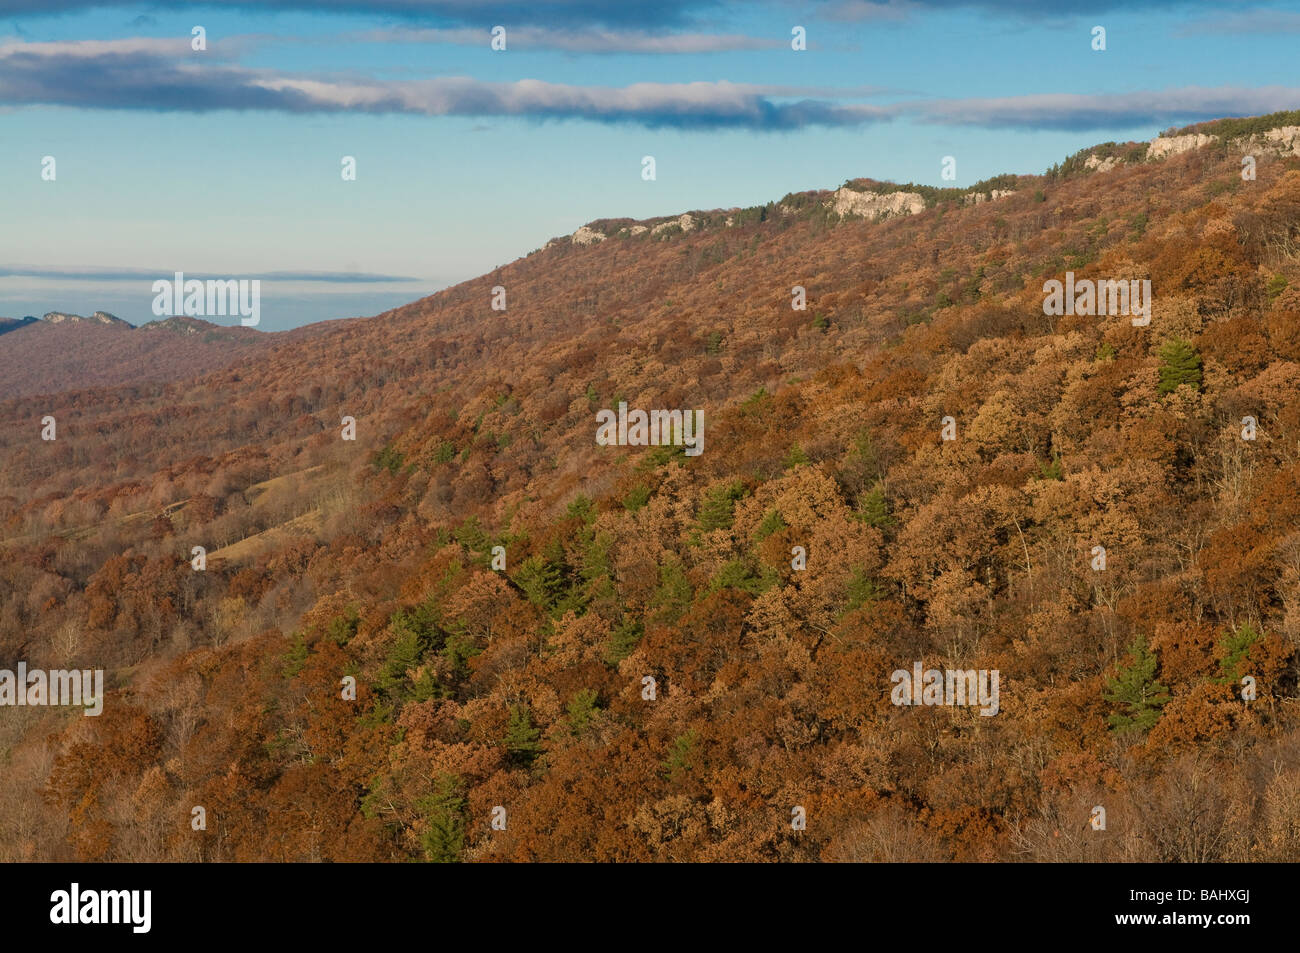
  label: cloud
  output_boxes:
[914,87,1300,130]
[0,265,419,282]
[0,41,897,128]
[1,39,1295,133]
[1177,9,1300,35]
[0,0,725,28]
[818,1,915,22]
[819,0,1235,20]
[357,26,784,53]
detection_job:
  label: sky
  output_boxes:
[1,0,1298,330]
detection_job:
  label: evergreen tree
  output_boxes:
[842,567,882,615]
[697,480,746,533]
[784,445,811,468]
[281,631,308,679]
[663,729,699,782]
[708,556,777,595]
[1103,635,1171,733]
[622,484,651,512]
[565,688,600,736]
[504,704,543,766]
[755,509,787,540]
[1036,454,1064,481]
[418,773,466,863]
[325,605,360,645]
[604,617,644,665]
[566,494,596,524]
[513,553,563,612]
[378,603,440,700]
[856,483,895,527]
[1157,338,1202,395]
[453,515,489,554]
[1216,622,1262,684]
[650,554,693,623]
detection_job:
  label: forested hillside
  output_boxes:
[2,115,1299,862]
[0,316,270,400]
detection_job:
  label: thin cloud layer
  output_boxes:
[1177,9,1300,35]
[0,39,1296,131]
[358,26,784,53]
[820,0,1230,19]
[0,266,419,282]
[917,87,1300,130]
[0,42,897,128]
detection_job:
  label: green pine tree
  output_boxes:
[784,445,811,468]
[604,617,644,665]
[697,480,746,533]
[663,729,699,782]
[842,567,882,616]
[1103,635,1171,733]
[708,556,777,596]
[856,483,895,527]
[281,631,309,679]
[504,704,543,766]
[565,688,600,736]
[649,554,693,623]
[1036,454,1064,481]
[622,484,651,512]
[1216,622,1262,684]
[418,772,466,863]
[512,553,563,612]
[453,515,489,553]
[325,605,360,645]
[566,494,596,524]
[755,509,787,540]
[1157,338,1202,395]
[378,603,440,700]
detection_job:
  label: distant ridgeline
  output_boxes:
[541,108,1300,252]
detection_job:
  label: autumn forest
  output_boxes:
[3,114,1300,863]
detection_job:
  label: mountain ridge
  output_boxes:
[546,110,1300,250]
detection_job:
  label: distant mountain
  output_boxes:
[0,316,39,336]
[0,311,271,399]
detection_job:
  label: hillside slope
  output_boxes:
[0,314,270,400]
[1,115,1299,862]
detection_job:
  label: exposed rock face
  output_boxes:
[1261,125,1300,157]
[964,189,1017,206]
[629,225,648,235]
[1084,153,1120,173]
[651,213,696,236]
[571,225,606,245]
[42,310,131,326]
[1146,133,1215,160]
[828,187,925,221]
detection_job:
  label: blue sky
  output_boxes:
[2,0,1298,330]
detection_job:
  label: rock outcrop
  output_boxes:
[651,213,696,236]
[828,187,925,221]
[1146,133,1215,160]
[570,225,606,245]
